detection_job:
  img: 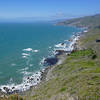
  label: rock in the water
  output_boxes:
[61,43,64,45]
[30,78,34,81]
[55,50,67,56]
[3,87,9,92]
[3,87,11,94]
[37,78,39,81]
[12,87,15,89]
[27,77,30,79]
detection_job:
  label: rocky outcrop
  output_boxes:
[43,57,58,66]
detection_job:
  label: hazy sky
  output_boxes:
[0,0,100,19]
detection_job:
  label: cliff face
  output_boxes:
[1,14,100,100]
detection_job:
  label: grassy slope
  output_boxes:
[24,49,100,100]
[0,94,25,100]
[24,14,100,100]
[1,14,100,100]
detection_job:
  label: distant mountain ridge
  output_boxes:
[57,14,100,28]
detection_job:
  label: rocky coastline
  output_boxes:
[0,27,87,97]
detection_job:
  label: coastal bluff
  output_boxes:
[1,14,100,100]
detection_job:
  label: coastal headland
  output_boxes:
[1,14,100,100]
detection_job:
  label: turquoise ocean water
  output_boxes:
[0,22,80,88]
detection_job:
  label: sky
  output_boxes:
[0,0,100,21]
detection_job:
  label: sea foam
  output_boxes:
[32,50,39,53]
[23,48,33,52]
[22,53,30,56]
[0,70,43,93]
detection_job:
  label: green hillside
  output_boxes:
[57,14,100,28]
[24,14,100,100]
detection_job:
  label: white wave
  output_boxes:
[40,57,46,65]
[32,50,39,53]
[22,56,27,58]
[17,67,29,74]
[22,53,30,59]
[0,70,43,93]
[22,53,30,56]
[54,34,80,55]
[55,43,67,48]
[29,64,33,67]
[66,35,80,52]
[23,48,33,52]
[20,71,32,75]
[84,30,88,33]
[64,40,68,42]
[11,63,16,66]
[20,67,29,71]
[49,46,52,49]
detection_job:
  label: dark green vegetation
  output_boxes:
[1,14,100,100]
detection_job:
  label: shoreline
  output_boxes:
[44,31,84,81]
[0,27,86,96]
[22,29,85,96]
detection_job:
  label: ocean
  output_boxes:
[0,22,81,92]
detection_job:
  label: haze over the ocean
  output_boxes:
[0,0,100,22]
